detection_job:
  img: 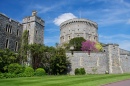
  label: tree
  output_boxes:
[81,40,97,55]
[0,49,17,72]
[29,44,45,70]
[50,47,70,75]
[19,30,29,65]
[61,43,70,50]
[95,42,103,52]
[69,37,86,51]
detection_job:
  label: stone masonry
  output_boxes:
[61,18,130,75]
[23,11,44,44]
[0,11,44,52]
[60,18,98,45]
[66,44,130,75]
[0,13,23,52]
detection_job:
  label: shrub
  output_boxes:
[35,68,46,76]
[0,73,4,79]
[80,68,86,75]
[4,73,16,78]
[75,68,80,75]
[16,73,26,77]
[75,68,86,75]
[24,67,34,77]
[8,63,24,74]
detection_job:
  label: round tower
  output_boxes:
[59,18,98,45]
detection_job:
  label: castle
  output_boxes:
[61,18,130,74]
[0,11,130,74]
[0,11,44,52]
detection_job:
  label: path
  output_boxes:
[103,79,130,86]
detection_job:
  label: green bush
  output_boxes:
[16,73,26,77]
[35,68,46,76]
[8,63,24,74]
[75,68,86,75]
[0,73,4,79]
[75,68,80,75]
[4,73,16,78]
[80,68,86,75]
[24,67,34,77]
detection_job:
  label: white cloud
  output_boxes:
[53,13,77,26]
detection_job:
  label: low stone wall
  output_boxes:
[66,51,108,75]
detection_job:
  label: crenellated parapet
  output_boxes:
[59,18,98,45]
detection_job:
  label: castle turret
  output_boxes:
[60,18,98,45]
[22,11,44,44]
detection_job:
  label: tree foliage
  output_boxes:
[81,40,97,55]
[95,42,103,51]
[0,49,17,72]
[29,44,45,70]
[50,47,70,75]
[19,30,29,65]
[69,37,86,51]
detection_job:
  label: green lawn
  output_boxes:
[0,74,130,86]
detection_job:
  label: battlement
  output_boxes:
[0,13,22,26]
[60,18,98,29]
[23,12,44,26]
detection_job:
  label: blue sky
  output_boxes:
[0,0,130,51]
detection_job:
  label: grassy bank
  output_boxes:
[0,74,130,86]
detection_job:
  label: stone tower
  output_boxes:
[22,11,44,44]
[60,18,98,45]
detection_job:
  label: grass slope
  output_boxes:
[0,74,130,86]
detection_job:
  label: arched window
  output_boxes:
[5,39,9,48]
[15,42,18,51]
[5,24,9,32]
[17,29,19,36]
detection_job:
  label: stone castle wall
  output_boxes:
[66,44,130,75]
[60,18,98,45]
[0,13,23,52]
[120,54,130,73]
[66,51,108,75]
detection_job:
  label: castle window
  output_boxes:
[10,26,12,33]
[5,39,9,48]
[15,42,18,51]
[104,50,105,52]
[36,30,37,34]
[17,29,19,36]
[6,24,8,32]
